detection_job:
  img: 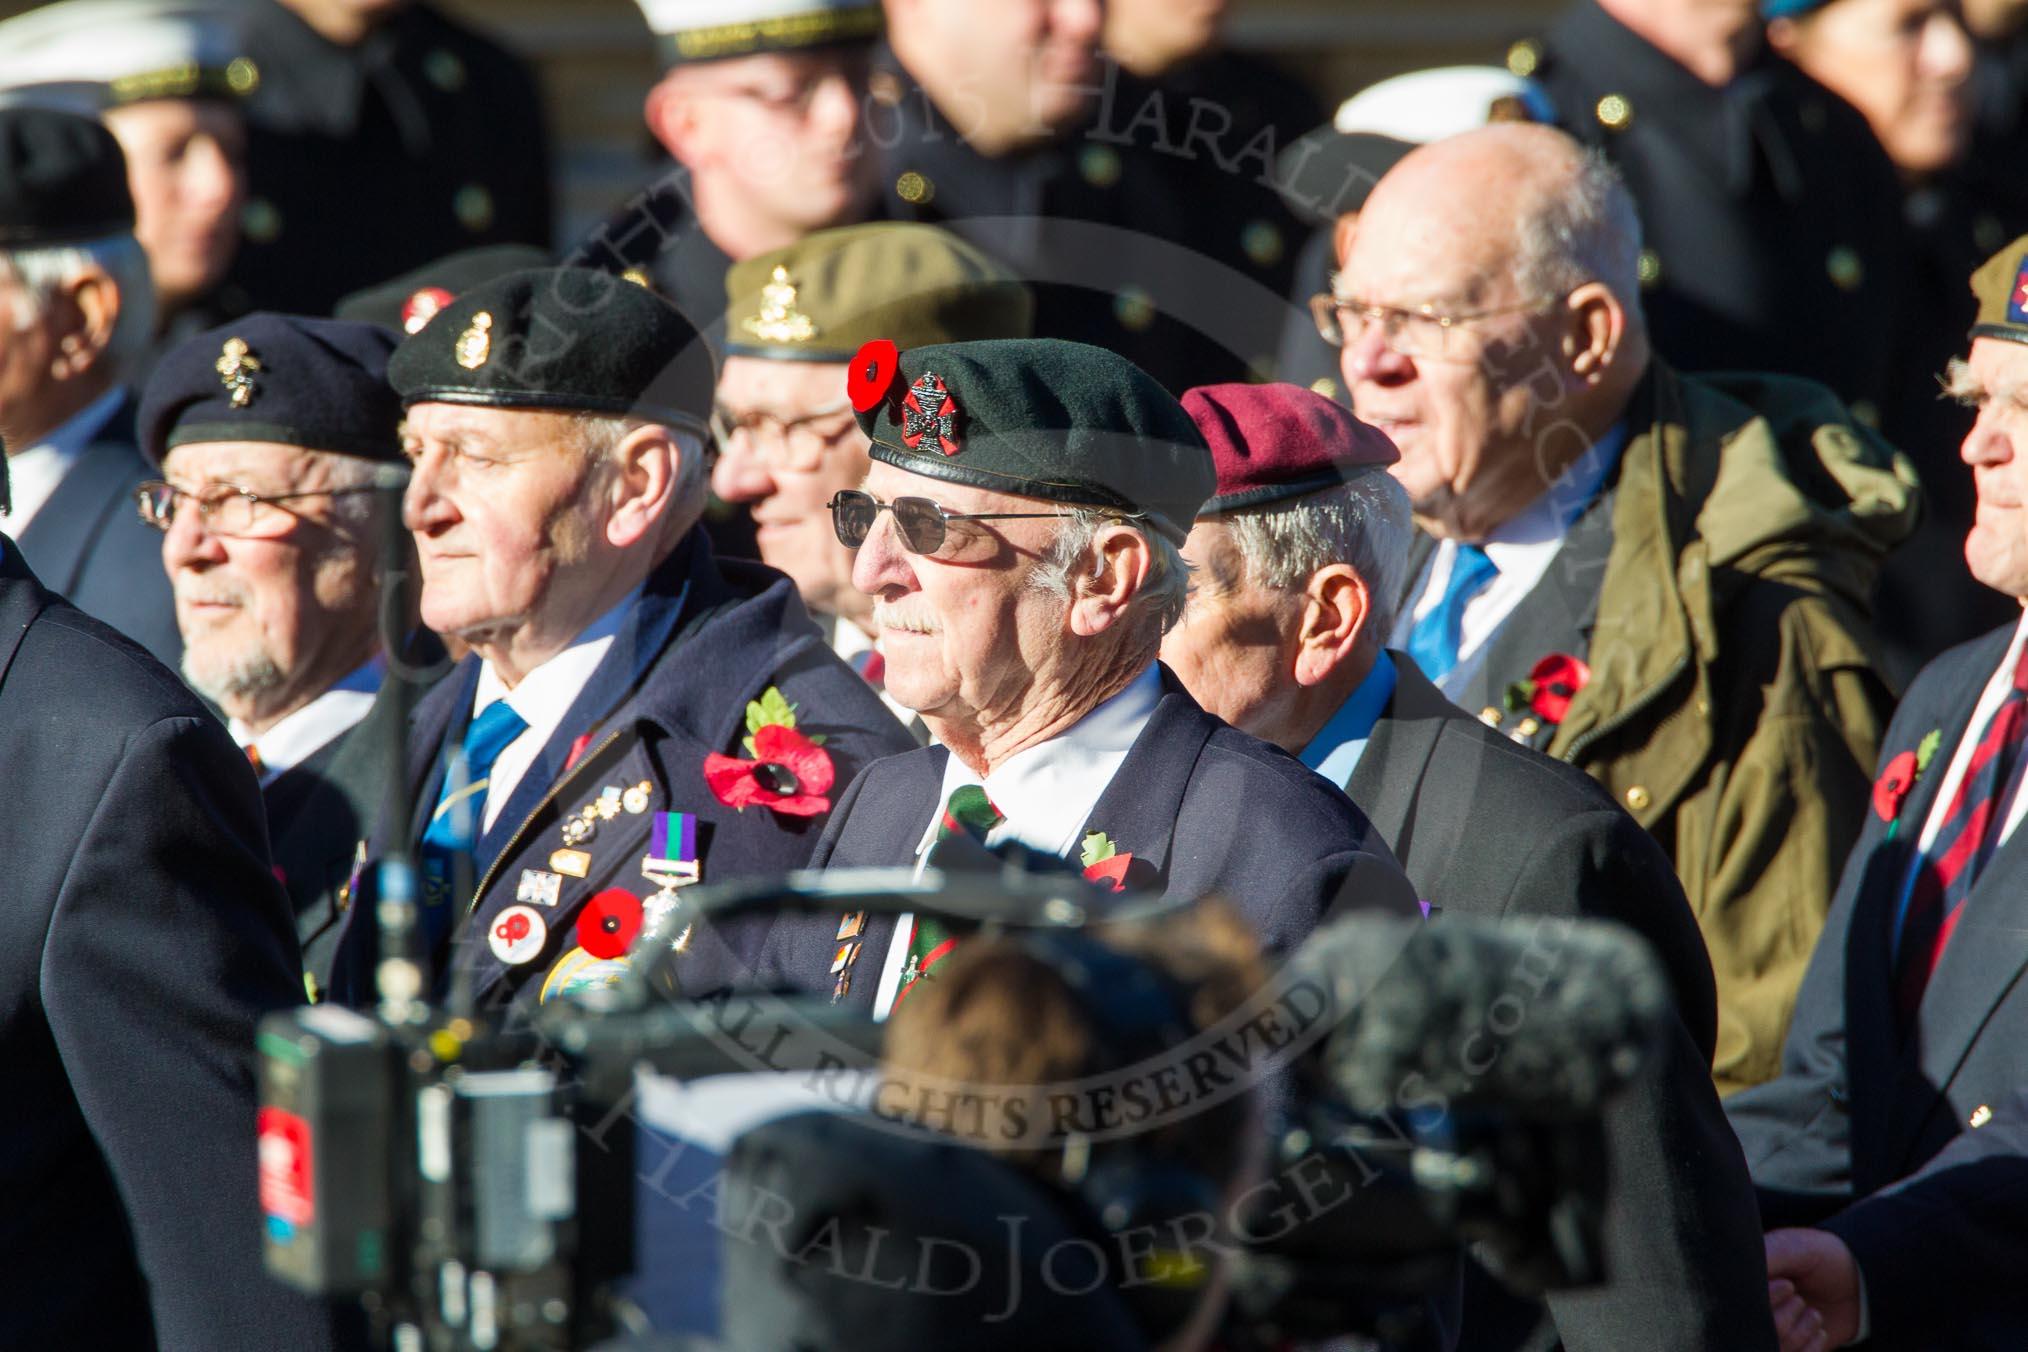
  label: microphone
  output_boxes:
[1285,913,1671,1122]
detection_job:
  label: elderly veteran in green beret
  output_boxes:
[713,221,1031,711]
[325,265,916,1009]
[757,336,1418,1013]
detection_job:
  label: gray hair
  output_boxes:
[317,451,385,535]
[1512,149,1643,309]
[1030,510,1192,651]
[0,232,156,381]
[1225,473,1413,640]
[577,414,710,505]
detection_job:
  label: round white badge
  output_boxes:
[488,904,549,965]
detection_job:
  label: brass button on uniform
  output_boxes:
[454,183,494,233]
[1309,376,1340,400]
[1241,220,1283,268]
[1507,39,1542,78]
[1113,285,1156,332]
[895,170,934,205]
[226,56,260,95]
[425,48,467,92]
[1079,144,1121,189]
[1478,707,1503,727]
[1625,785,1651,811]
[1596,93,1633,132]
[1637,248,1662,290]
[242,196,281,244]
[1825,246,1863,292]
[1971,1104,1994,1129]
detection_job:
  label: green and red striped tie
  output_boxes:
[895,784,1004,1011]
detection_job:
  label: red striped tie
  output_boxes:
[1895,642,2028,1026]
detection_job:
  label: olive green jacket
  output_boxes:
[1544,363,1919,1094]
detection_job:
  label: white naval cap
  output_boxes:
[0,0,254,117]
[1276,65,1556,227]
[632,0,882,65]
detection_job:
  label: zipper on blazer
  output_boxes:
[1562,650,1694,766]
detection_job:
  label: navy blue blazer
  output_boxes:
[329,529,917,1011]
[0,542,338,1350]
[1729,622,2028,1242]
[13,395,181,668]
[757,668,1421,1002]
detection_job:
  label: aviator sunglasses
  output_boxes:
[827,489,1094,555]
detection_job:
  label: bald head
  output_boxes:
[1332,124,1650,542]
[1355,124,1645,321]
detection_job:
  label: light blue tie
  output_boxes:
[419,699,529,951]
[1405,544,1498,682]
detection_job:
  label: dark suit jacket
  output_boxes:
[13,395,181,668]
[1728,621,2028,1348]
[1346,654,1773,1352]
[0,541,336,1350]
[329,529,918,1011]
[759,668,1421,1000]
[264,660,439,999]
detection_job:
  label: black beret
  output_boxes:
[387,266,716,434]
[332,243,553,335]
[0,106,133,247]
[721,1111,1151,1352]
[851,337,1214,544]
[138,312,402,467]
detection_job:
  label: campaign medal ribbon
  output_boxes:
[641,811,701,951]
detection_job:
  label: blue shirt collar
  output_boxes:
[1300,650,1398,788]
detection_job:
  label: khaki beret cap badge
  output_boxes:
[741,265,820,345]
[901,370,961,456]
[215,337,262,408]
[455,311,493,370]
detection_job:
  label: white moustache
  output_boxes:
[872,600,943,636]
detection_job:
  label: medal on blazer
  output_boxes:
[641,811,701,952]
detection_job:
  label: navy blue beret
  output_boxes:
[386,266,716,434]
[138,312,402,467]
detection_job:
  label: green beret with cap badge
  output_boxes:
[386,266,717,435]
[848,337,1214,545]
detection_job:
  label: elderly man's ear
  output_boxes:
[1293,563,1369,686]
[1563,280,1625,384]
[48,269,120,381]
[1067,524,1154,638]
[601,424,688,550]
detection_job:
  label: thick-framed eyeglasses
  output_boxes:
[134,480,374,539]
[711,399,858,473]
[1309,292,1557,359]
[829,489,1098,556]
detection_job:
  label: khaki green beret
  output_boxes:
[1970,232,2028,346]
[723,222,1033,362]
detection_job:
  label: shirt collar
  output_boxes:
[1300,650,1397,787]
[930,662,1163,860]
[1480,420,1627,565]
[230,657,383,782]
[475,586,641,729]
[3,387,128,524]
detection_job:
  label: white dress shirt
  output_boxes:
[1392,423,1627,699]
[868,662,1164,1018]
[230,660,383,786]
[1,389,127,533]
[472,588,639,833]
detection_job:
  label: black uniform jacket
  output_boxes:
[1347,653,1774,1352]
[0,542,338,1350]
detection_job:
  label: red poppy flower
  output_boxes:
[704,723,835,816]
[1084,853,1134,893]
[1873,749,1920,822]
[1526,653,1592,724]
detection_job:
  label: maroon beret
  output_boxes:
[1182,382,1399,515]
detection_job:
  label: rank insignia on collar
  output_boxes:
[215,337,262,408]
[455,311,493,369]
[901,371,962,455]
[402,285,454,334]
[741,265,820,345]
